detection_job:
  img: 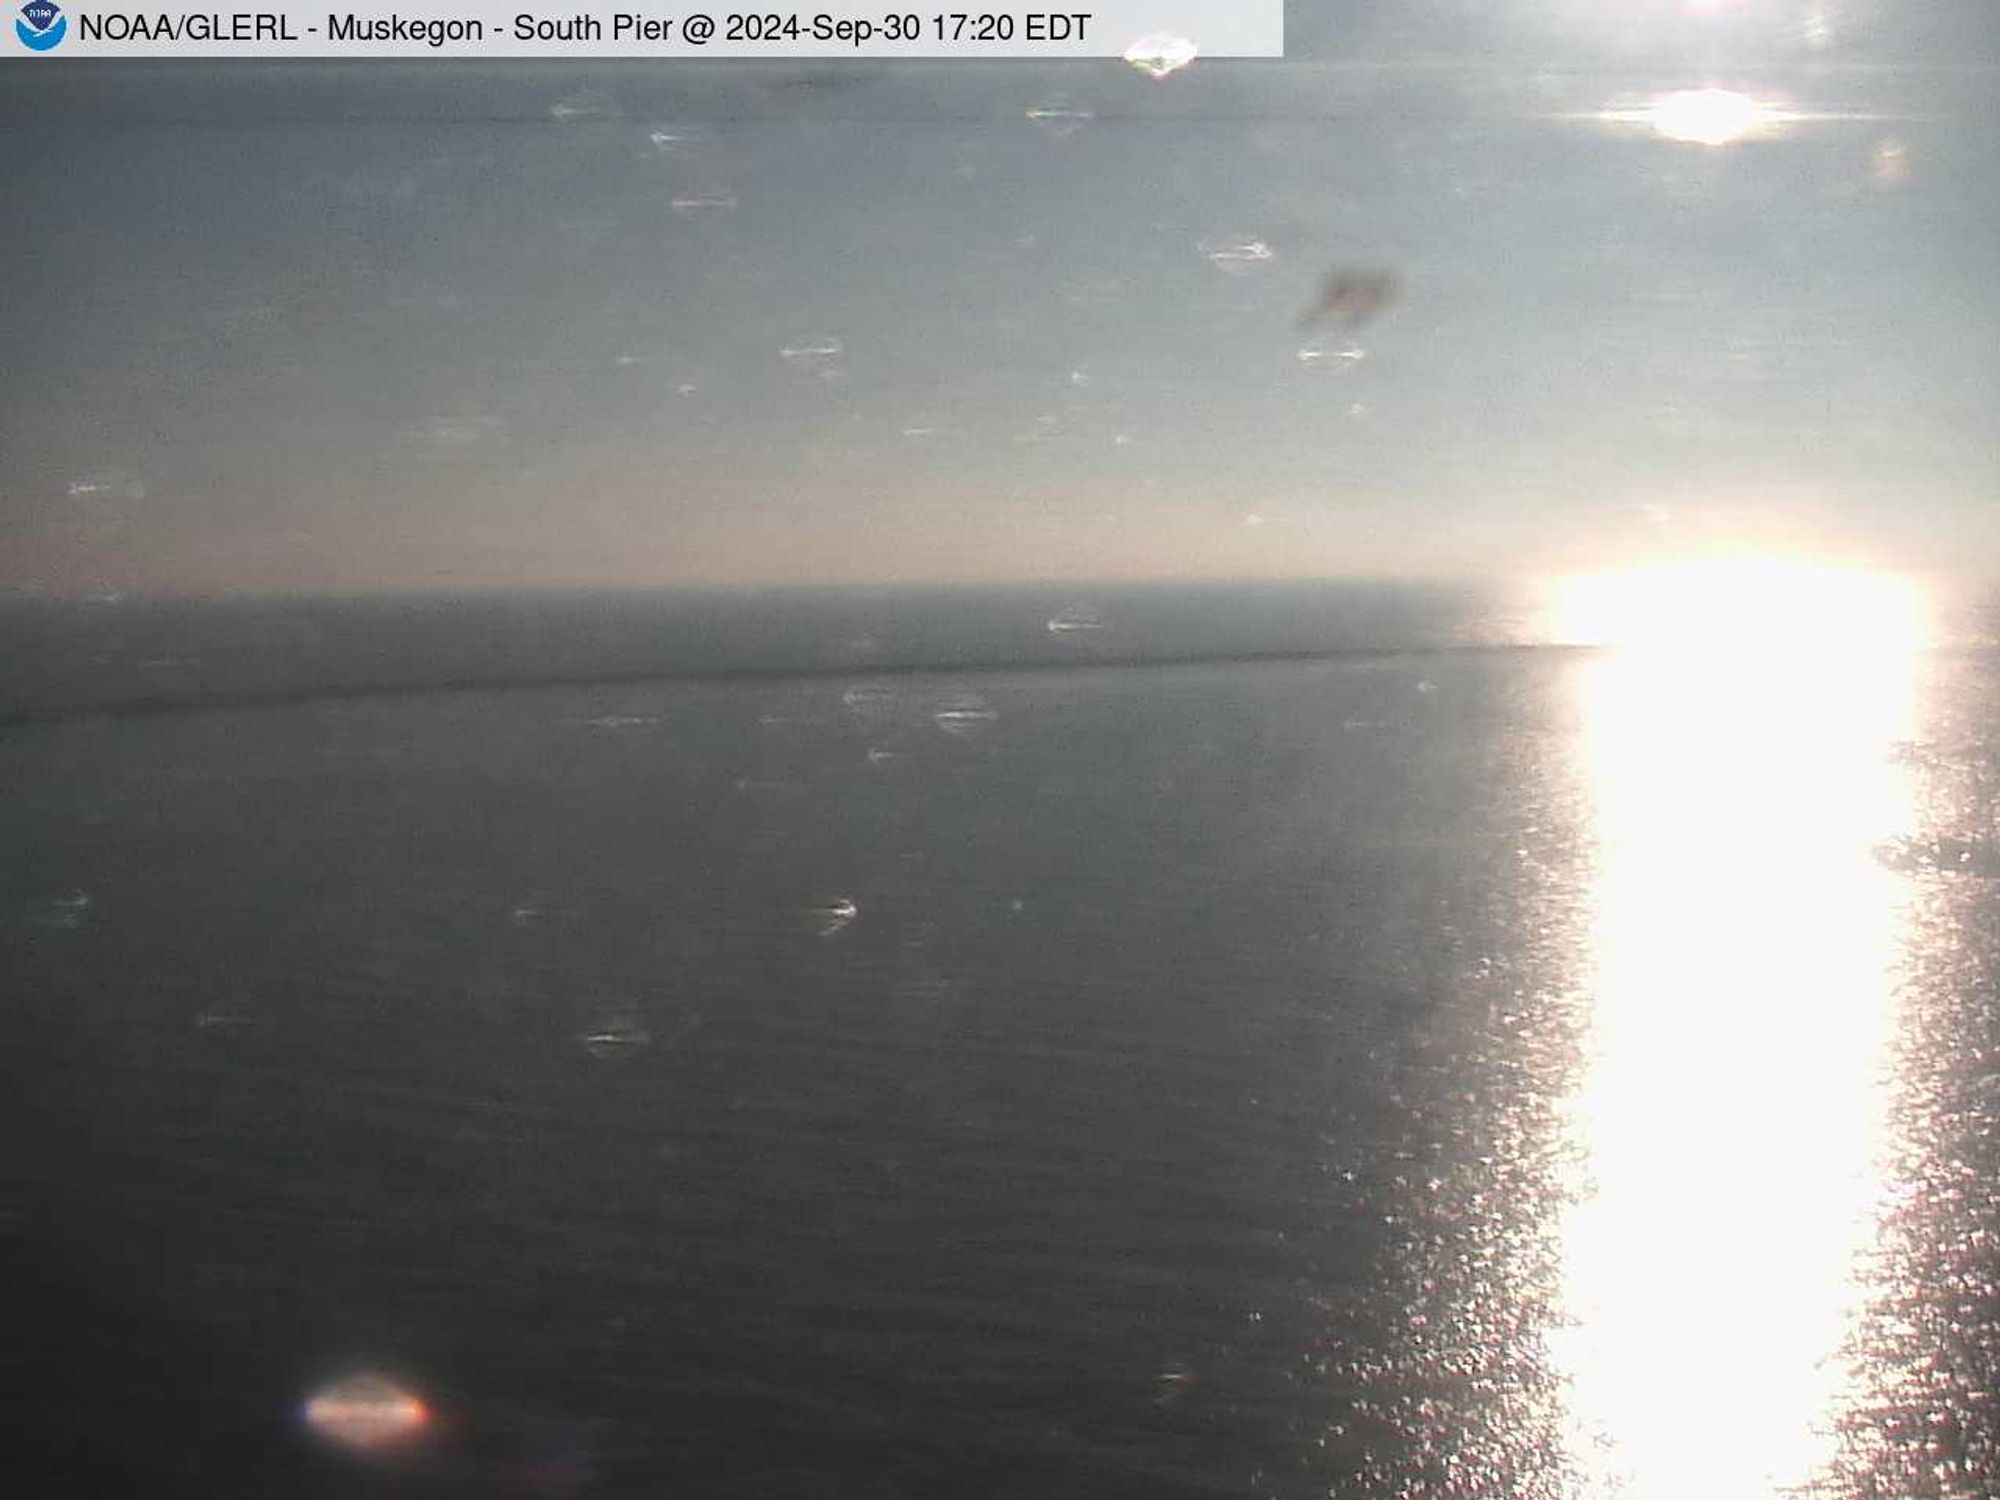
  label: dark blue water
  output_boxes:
[4,585,1998,1498]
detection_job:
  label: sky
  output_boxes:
[3,1,1999,596]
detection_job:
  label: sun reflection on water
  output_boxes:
[1546,559,1930,1498]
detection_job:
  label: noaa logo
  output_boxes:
[17,0,66,49]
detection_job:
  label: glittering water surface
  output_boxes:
[1555,566,1925,1499]
[5,582,2000,1497]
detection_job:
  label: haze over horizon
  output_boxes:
[4,2,1998,597]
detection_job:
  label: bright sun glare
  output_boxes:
[1549,557,1928,1498]
[1545,557,1930,658]
[1595,88,1801,146]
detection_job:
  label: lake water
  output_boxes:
[5,580,1998,1497]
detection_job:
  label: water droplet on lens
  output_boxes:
[1870,137,1910,188]
[1297,335,1367,371]
[670,190,739,217]
[780,338,845,379]
[840,683,898,726]
[579,1014,653,1058]
[65,470,147,503]
[548,90,618,124]
[757,698,821,729]
[805,896,859,937]
[29,891,93,929]
[932,692,998,738]
[1153,1362,1199,1404]
[644,122,713,154]
[302,1374,430,1454]
[1124,33,1198,80]
[1201,235,1276,275]
[1025,97,1094,137]
[1046,603,1109,636]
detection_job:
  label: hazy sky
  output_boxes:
[3,1,1999,595]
